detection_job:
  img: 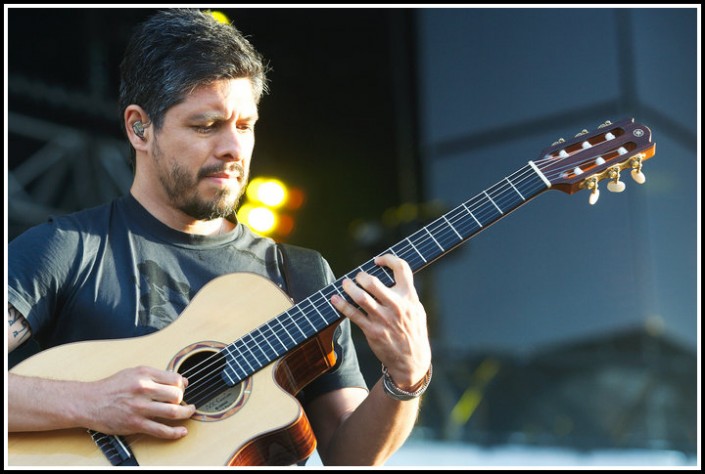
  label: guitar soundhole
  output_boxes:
[170,343,253,422]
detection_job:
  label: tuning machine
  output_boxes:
[630,155,646,184]
[585,177,600,205]
[607,166,626,193]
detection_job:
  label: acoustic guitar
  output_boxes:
[7,117,656,466]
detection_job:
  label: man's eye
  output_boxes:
[194,124,214,133]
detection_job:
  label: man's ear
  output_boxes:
[124,106,151,148]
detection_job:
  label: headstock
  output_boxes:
[535,118,656,204]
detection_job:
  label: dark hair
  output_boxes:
[119,9,269,169]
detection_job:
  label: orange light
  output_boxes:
[276,214,295,237]
[286,187,306,210]
[240,176,304,239]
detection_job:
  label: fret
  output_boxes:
[375,265,395,287]
[390,241,418,266]
[227,342,254,373]
[511,165,550,206]
[289,308,310,338]
[467,193,502,226]
[222,347,249,387]
[297,298,327,333]
[506,177,526,201]
[315,291,333,324]
[426,215,462,251]
[228,344,247,375]
[484,191,504,215]
[377,258,395,284]
[264,320,287,353]
[225,345,250,375]
[331,283,345,298]
[424,227,445,251]
[488,179,523,211]
[360,262,377,277]
[462,203,483,228]
[325,284,352,311]
[221,366,237,386]
[275,316,297,346]
[291,303,316,339]
[443,215,463,240]
[443,206,474,239]
[256,327,278,359]
[245,330,269,360]
[237,337,259,370]
[405,237,427,263]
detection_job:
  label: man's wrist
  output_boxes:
[381,363,432,401]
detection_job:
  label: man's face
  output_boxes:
[151,78,258,220]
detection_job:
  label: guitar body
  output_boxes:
[8,273,339,466]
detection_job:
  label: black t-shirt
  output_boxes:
[8,193,367,404]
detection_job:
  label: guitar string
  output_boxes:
[138,163,551,454]
[181,156,618,407]
[181,161,554,403]
[109,153,581,454]
[110,150,547,459]
[83,129,641,458]
[179,164,546,403]
[178,172,539,403]
[180,144,633,404]
[180,137,637,404]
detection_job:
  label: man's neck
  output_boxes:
[129,188,235,236]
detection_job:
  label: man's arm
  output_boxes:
[314,253,432,465]
[305,383,421,465]
[7,304,196,439]
[8,303,31,352]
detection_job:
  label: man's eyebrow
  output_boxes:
[187,111,259,122]
[187,112,225,122]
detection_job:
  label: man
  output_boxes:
[7,8,432,466]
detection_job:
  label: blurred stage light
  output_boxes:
[239,176,303,239]
[208,10,230,24]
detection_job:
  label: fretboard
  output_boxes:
[219,162,550,385]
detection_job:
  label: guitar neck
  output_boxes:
[217,162,550,386]
[374,161,551,275]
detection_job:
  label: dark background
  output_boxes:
[6,6,699,464]
[8,7,414,274]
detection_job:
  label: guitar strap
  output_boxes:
[277,243,329,303]
[277,243,330,466]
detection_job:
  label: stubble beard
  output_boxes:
[155,141,247,221]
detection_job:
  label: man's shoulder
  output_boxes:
[11,197,124,246]
[47,196,124,232]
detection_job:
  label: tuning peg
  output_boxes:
[607,180,626,193]
[574,129,588,137]
[630,155,646,184]
[631,169,646,184]
[598,120,613,129]
[552,138,566,146]
[589,186,600,205]
[585,177,600,205]
[607,167,626,193]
